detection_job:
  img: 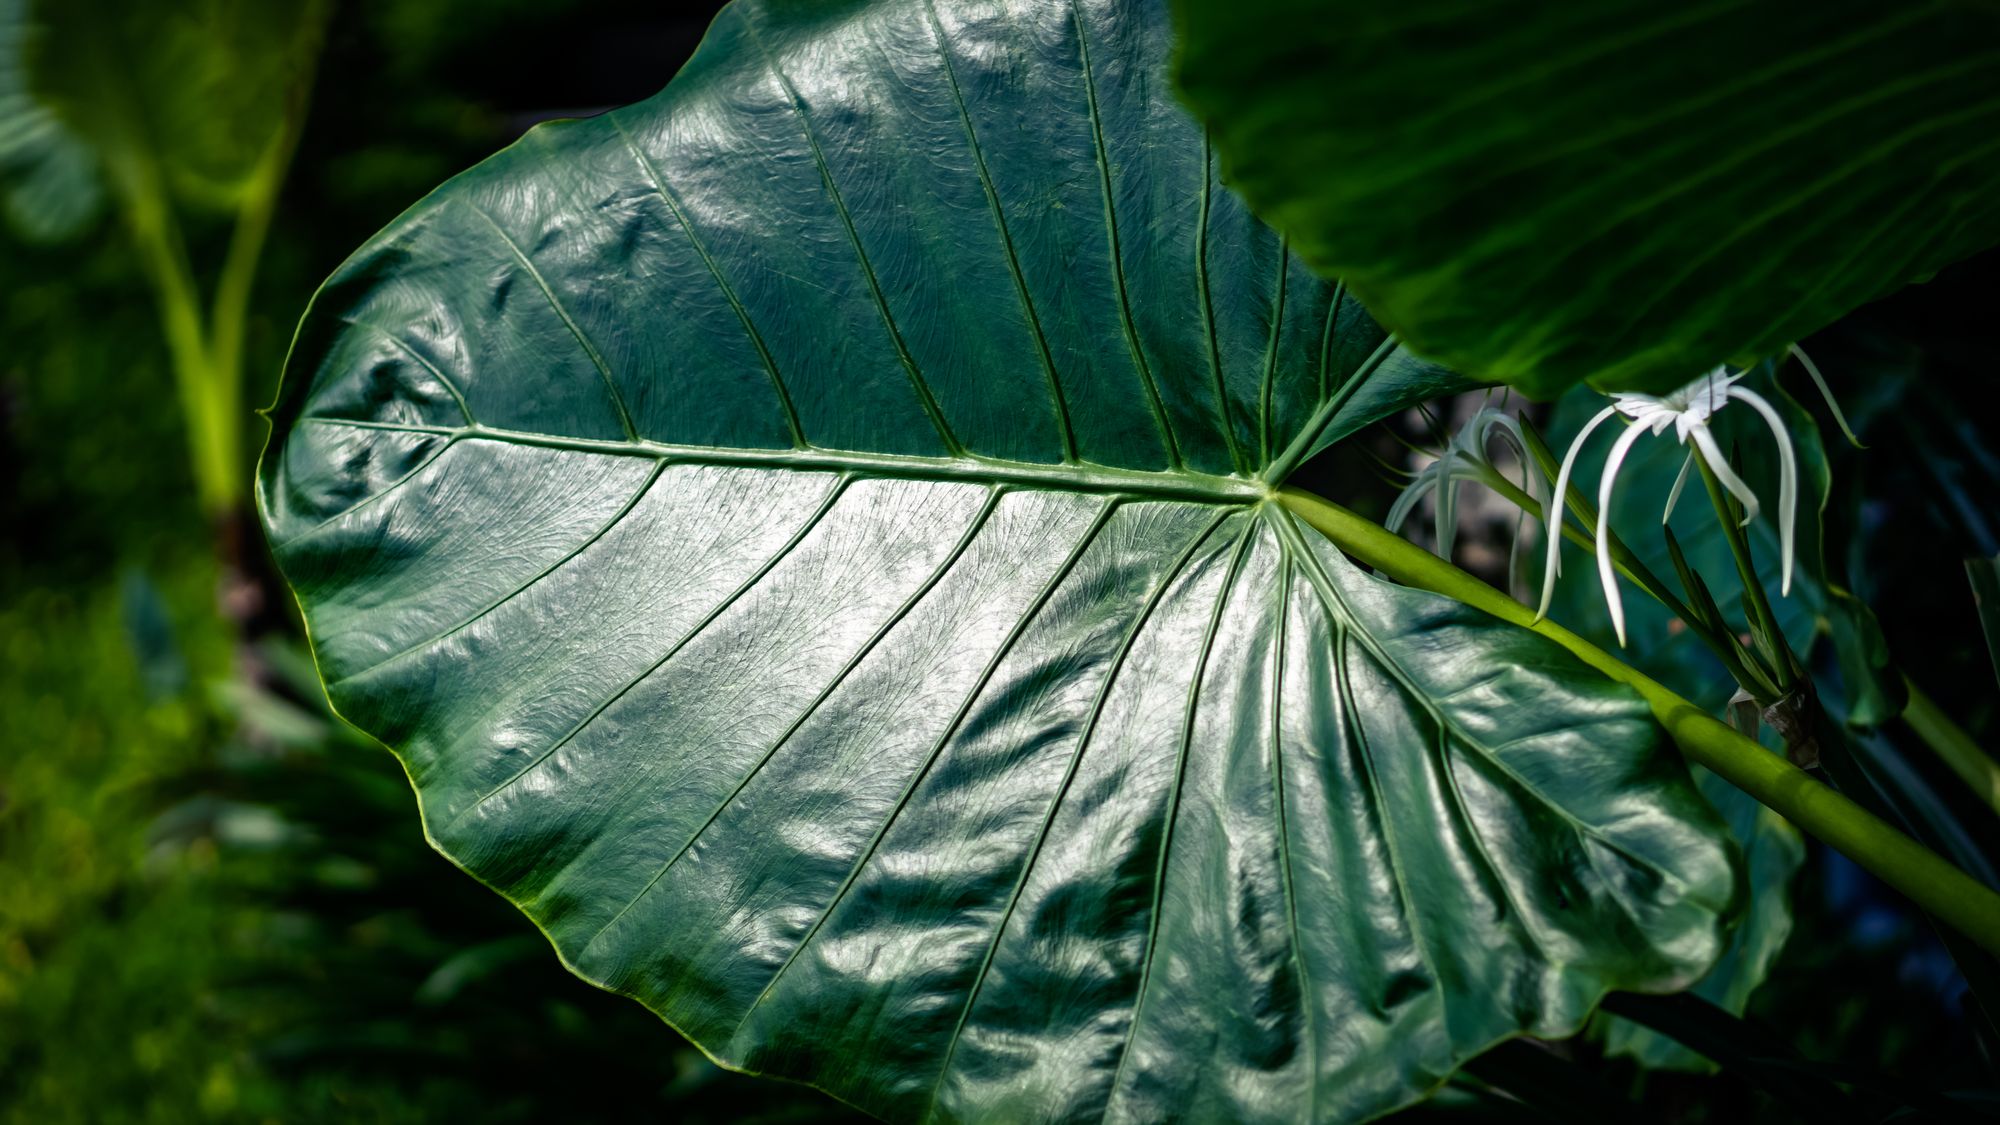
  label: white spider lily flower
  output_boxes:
[1535,366,1797,646]
[1388,407,1548,594]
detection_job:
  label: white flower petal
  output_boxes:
[1727,384,1800,597]
[1687,423,1761,527]
[1508,504,1528,602]
[1436,467,1460,561]
[1536,404,1620,622]
[1597,420,1652,647]
[1386,469,1439,535]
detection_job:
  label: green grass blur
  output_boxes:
[0,2,858,1119]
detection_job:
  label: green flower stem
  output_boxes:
[1279,486,2000,958]
[1476,469,1684,616]
[1474,464,1770,692]
[1692,449,1801,683]
[1902,677,2000,819]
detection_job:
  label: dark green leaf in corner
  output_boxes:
[259,0,1737,1119]
[1172,0,2000,398]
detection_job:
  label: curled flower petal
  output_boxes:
[1663,449,1695,525]
[1726,384,1800,597]
[1536,403,1619,623]
[1387,407,1555,576]
[1687,422,1760,527]
[1435,465,1460,560]
[1386,468,1439,535]
[1596,419,1652,647]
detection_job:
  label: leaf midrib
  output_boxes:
[291,416,1270,506]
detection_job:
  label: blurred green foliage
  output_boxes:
[0,0,102,240]
[0,1,860,1118]
[31,0,326,214]
[0,560,863,1121]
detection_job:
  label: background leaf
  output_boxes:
[260,0,1738,1120]
[0,0,102,241]
[1972,557,2000,691]
[29,0,325,213]
[1171,0,2000,398]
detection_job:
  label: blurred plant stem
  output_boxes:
[122,66,310,519]
[90,0,328,643]
[1901,677,2000,819]
[1974,556,2000,690]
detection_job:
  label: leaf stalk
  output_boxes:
[1279,486,2000,959]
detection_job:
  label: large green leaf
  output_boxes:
[260,0,1737,1119]
[1597,768,1802,1072]
[1172,0,2000,398]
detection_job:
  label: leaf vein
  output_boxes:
[1102,518,1257,1113]
[745,13,965,456]
[921,0,1077,463]
[272,434,459,552]
[1196,136,1246,474]
[1264,334,1402,484]
[1257,235,1290,466]
[1071,0,1182,469]
[338,317,476,426]
[1274,509,1696,894]
[442,473,854,828]
[1265,560,1318,1116]
[458,198,639,442]
[727,496,1123,1039]
[291,416,1266,504]
[329,460,669,686]
[604,111,808,449]
[577,486,1005,961]
[921,506,1236,1120]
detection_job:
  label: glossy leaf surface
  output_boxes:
[261,1,1736,1120]
[1598,767,1801,1072]
[1173,0,2000,398]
